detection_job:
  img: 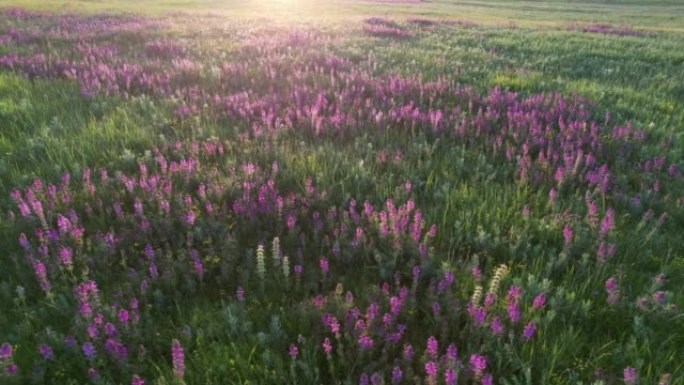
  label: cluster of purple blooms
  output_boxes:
[0,7,680,384]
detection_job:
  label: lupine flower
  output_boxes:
[118,309,129,324]
[358,334,374,350]
[507,301,520,323]
[0,343,13,361]
[469,354,487,377]
[563,224,573,245]
[532,293,546,309]
[403,343,414,360]
[444,368,457,385]
[426,336,439,358]
[172,339,185,377]
[481,373,493,385]
[319,257,329,274]
[82,342,96,359]
[389,366,402,384]
[424,361,438,380]
[38,343,53,359]
[523,321,537,340]
[131,374,145,385]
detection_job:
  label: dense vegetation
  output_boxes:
[0,1,683,384]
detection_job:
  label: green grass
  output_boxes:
[1,1,683,384]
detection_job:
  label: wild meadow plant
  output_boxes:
[0,6,682,384]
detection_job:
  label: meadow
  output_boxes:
[0,1,683,384]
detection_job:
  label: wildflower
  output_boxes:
[391,366,403,384]
[403,343,414,360]
[563,225,573,245]
[358,334,374,350]
[236,286,245,302]
[532,293,546,309]
[469,354,487,377]
[172,339,185,377]
[523,322,536,340]
[131,374,145,385]
[82,342,96,359]
[481,373,493,385]
[426,336,439,358]
[652,291,666,305]
[256,243,265,280]
[320,257,329,274]
[507,301,520,323]
[288,344,298,358]
[444,368,457,385]
[424,361,438,380]
[623,366,637,384]
[5,363,18,375]
[490,316,504,335]
[446,343,458,362]
[59,246,73,268]
[322,338,333,354]
[38,343,53,359]
[118,309,129,324]
[0,343,13,360]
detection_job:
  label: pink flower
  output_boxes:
[288,344,298,358]
[532,293,546,309]
[172,339,184,377]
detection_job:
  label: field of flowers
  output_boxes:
[0,1,683,384]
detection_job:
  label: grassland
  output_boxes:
[0,1,683,384]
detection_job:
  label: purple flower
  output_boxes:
[38,343,53,359]
[481,373,493,385]
[131,374,145,385]
[64,335,77,347]
[444,368,457,385]
[172,339,185,377]
[82,342,96,359]
[563,225,573,245]
[623,366,638,384]
[322,338,333,354]
[59,246,73,268]
[4,363,18,375]
[118,309,129,324]
[391,366,403,384]
[523,321,537,340]
[652,291,666,305]
[532,293,546,309]
[403,343,414,360]
[319,257,329,274]
[358,334,374,350]
[424,360,438,379]
[0,342,12,360]
[426,336,439,358]
[469,354,487,377]
[507,301,520,323]
[490,316,504,335]
[288,344,298,358]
